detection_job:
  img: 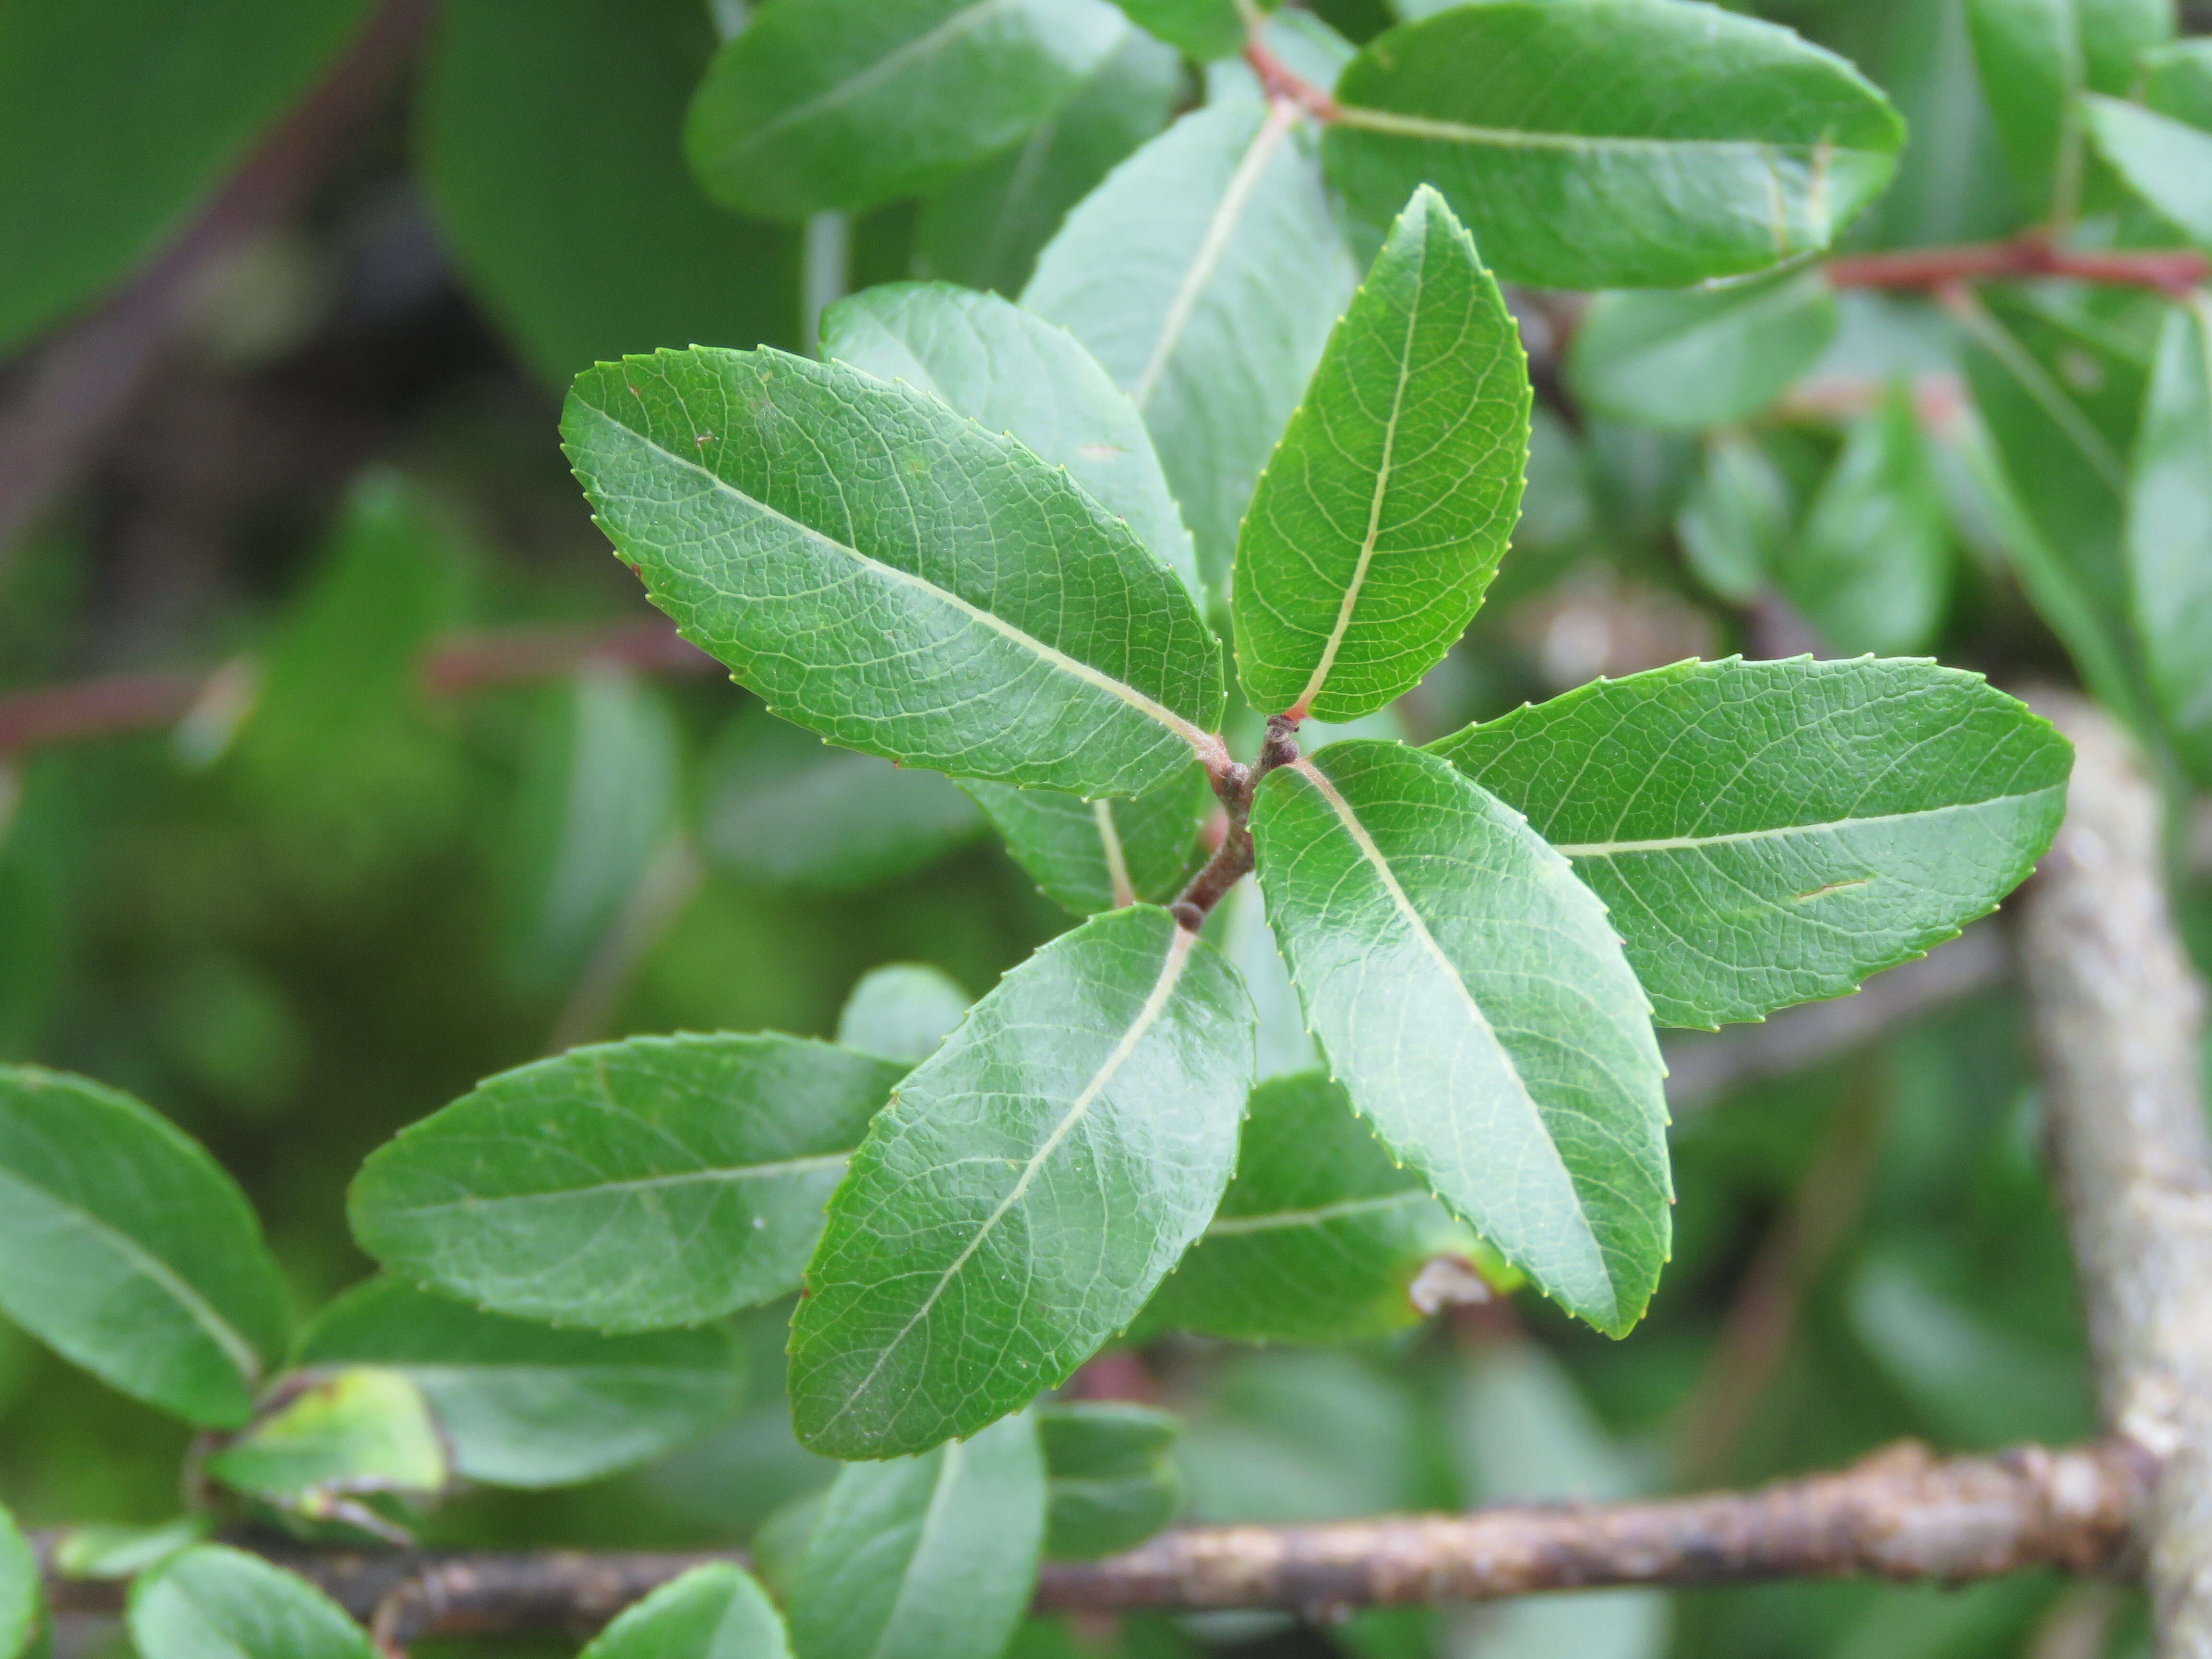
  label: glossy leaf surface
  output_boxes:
[1431,657,2072,1027]
[789,1413,1046,1659]
[1026,98,1358,589]
[1567,271,1839,433]
[823,281,1199,595]
[0,0,371,353]
[2128,297,2212,781]
[350,1035,904,1332]
[1783,383,1952,655]
[1250,742,1669,1335]
[0,1066,289,1428]
[297,1277,746,1488]
[419,0,798,383]
[1138,1071,1480,1345]
[580,1563,791,1659]
[917,25,1181,296]
[1234,186,1528,723]
[836,964,974,1065]
[1323,0,1904,291]
[685,0,1126,219]
[128,1548,373,1659]
[566,348,1225,798]
[1035,1402,1181,1560]
[2083,96,2212,247]
[790,905,1254,1456]
[962,766,1213,915]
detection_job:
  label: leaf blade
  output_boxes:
[1567,270,1839,434]
[789,905,1254,1457]
[1250,742,1670,1335]
[2128,296,2212,782]
[127,1547,374,1659]
[581,1563,792,1659]
[1233,185,1529,723]
[962,766,1212,915]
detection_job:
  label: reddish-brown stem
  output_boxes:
[1170,717,1301,931]
[1827,238,2208,298]
[1242,36,1341,122]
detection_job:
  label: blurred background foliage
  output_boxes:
[2,0,2208,1654]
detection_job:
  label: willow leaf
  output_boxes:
[581,1563,791,1659]
[128,1548,373,1659]
[962,765,1212,915]
[2128,296,2212,781]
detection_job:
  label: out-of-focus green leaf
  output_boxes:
[1109,0,1267,58]
[1234,186,1527,724]
[749,1491,825,1605]
[836,964,973,1064]
[1025,98,1358,590]
[1250,741,1669,1336]
[1782,383,1952,654]
[1965,0,2172,216]
[1036,1402,1181,1560]
[685,0,1126,220]
[46,1518,211,1582]
[790,906,1253,1457]
[419,0,798,384]
[823,281,1199,595]
[505,668,681,995]
[1323,0,1904,291]
[0,1502,32,1659]
[1137,1071,1482,1345]
[204,1368,449,1515]
[699,710,983,893]
[580,1563,791,1659]
[0,1066,289,1428]
[1431,658,2071,1028]
[0,0,371,354]
[0,763,72,1063]
[1567,272,1838,433]
[2082,95,2212,247]
[1215,884,1321,1082]
[2127,296,2212,781]
[1178,1351,1430,1523]
[349,1034,904,1332]
[789,1413,1046,1659]
[1676,432,1794,604]
[964,767,1212,916]
[296,1276,746,1488]
[1860,0,2022,247]
[128,1547,373,1659]
[2142,37,2212,130]
[917,26,1181,297]
[565,349,1226,799]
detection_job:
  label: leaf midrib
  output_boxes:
[1547,791,2054,858]
[392,1152,854,1218]
[1204,1188,1429,1238]
[0,1163,263,1390]
[1333,104,1867,161]
[592,403,1224,767]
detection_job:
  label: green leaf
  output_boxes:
[699,709,984,893]
[1965,0,2173,216]
[1566,271,1839,433]
[2142,38,2212,131]
[505,668,682,994]
[684,0,1128,220]
[962,765,1213,916]
[1676,431,1794,605]
[1035,1401,1181,1560]
[0,1066,289,1428]
[917,25,1182,297]
[0,0,373,354]
[1232,186,1527,724]
[1429,657,2072,1028]
[823,281,1199,595]
[1108,0,1266,59]
[204,1368,449,1515]
[349,1034,905,1332]
[295,1276,746,1488]
[0,1502,33,1659]
[1250,741,1667,1335]
[789,905,1254,1457]
[2082,95,2212,247]
[418,0,798,384]
[46,1517,212,1582]
[837,965,974,1064]
[1781,382,1953,655]
[565,348,1226,799]
[1136,1071,1481,1345]
[1024,97,1358,590]
[127,1548,373,1659]
[581,1563,791,1659]
[2128,296,2212,782]
[790,1413,1046,1659]
[1322,0,1904,291]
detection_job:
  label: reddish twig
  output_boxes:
[1241,36,1340,122]
[0,0,435,568]
[0,618,717,759]
[1827,239,2208,298]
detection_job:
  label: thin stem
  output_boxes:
[1827,237,2207,298]
[1170,717,1301,931]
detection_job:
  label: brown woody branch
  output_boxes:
[0,618,718,759]
[33,1440,2149,1643]
[1826,240,2208,298]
